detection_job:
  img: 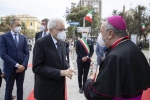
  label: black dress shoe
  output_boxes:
[79,88,83,93]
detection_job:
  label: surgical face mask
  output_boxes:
[82,33,87,39]
[97,33,105,47]
[57,31,66,41]
[40,25,46,31]
[14,27,22,33]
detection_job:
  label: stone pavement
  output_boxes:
[0,48,149,100]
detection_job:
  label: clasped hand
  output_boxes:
[82,56,88,62]
[16,65,25,73]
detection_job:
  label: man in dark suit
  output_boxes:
[32,17,75,100]
[65,39,70,64]
[35,18,49,41]
[0,18,29,100]
[76,30,94,93]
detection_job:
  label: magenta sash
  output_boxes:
[114,95,141,100]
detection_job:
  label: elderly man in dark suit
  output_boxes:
[0,18,29,100]
[35,18,49,41]
[75,30,94,93]
[32,17,75,100]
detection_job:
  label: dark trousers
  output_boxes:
[4,70,25,100]
[77,62,90,89]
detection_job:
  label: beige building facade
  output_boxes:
[2,14,41,32]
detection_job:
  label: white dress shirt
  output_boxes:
[51,35,58,49]
[11,30,19,68]
[42,31,49,37]
[11,30,19,43]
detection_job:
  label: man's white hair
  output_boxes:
[47,17,64,29]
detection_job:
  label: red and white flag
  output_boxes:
[85,10,93,23]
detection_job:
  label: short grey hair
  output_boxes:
[47,17,64,29]
[105,21,127,37]
[10,18,20,26]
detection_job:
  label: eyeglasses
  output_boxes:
[53,28,66,31]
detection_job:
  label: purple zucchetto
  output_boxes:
[107,15,126,31]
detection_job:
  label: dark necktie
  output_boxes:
[14,34,18,48]
[56,42,62,61]
[43,32,46,37]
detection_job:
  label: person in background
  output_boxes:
[84,15,150,100]
[69,39,74,55]
[65,39,70,64]
[95,43,104,67]
[76,30,94,94]
[138,39,143,50]
[35,18,49,41]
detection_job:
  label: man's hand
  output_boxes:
[100,58,102,61]
[90,72,96,80]
[1,73,5,78]
[17,65,25,72]
[16,69,22,73]
[82,56,88,62]
[60,69,75,79]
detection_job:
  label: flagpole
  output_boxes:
[83,17,85,27]
[91,20,92,41]
[91,7,93,41]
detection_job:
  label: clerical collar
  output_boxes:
[110,36,130,50]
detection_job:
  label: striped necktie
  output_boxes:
[14,34,18,48]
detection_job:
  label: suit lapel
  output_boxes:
[39,32,43,38]
[46,35,63,66]
[60,42,65,69]
[8,32,17,49]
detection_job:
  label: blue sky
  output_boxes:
[0,0,149,27]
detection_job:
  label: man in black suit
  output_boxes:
[32,17,75,100]
[35,18,49,41]
[65,39,70,64]
[76,30,94,93]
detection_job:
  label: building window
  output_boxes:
[30,22,32,26]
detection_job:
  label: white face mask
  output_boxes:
[57,31,66,41]
[97,33,105,47]
[14,27,22,33]
[40,25,46,31]
[82,33,87,39]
